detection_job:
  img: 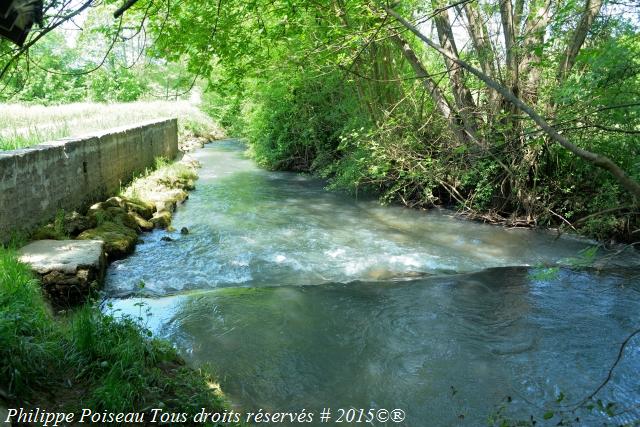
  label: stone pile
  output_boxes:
[19,159,199,306]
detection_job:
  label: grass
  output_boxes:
[0,100,224,151]
[123,157,198,203]
[0,100,233,422]
[0,245,234,424]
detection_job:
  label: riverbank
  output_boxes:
[0,244,233,424]
[217,67,638,246]
[1,130,238,424]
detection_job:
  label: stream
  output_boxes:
[104,140,640,426]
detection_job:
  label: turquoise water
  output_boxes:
[105,141,640,426]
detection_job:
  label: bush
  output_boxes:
[244,71,363,172]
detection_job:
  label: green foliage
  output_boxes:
[30,210,69,240]
[246,71,361,172]
[0,247,61,396]
[240,65,453,208]
[154,156,171,169]
[534,22,640,240]
[0,31,87,105]
[201,88,245,136]
[326,114,448,207]
[561,246,599,268]
[459,160,503,211]
[88,68,150,103]
[0,4,199,106]
[529,266,561,281]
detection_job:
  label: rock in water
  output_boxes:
[18,240,105,307]
[180,227,189,235]
[77,222,138,260]
[151,210,172,229]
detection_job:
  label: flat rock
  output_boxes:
[18,240,104,275]
[18,240,106,306]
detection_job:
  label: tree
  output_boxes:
[2,0,638,239]
[383,4,640,200]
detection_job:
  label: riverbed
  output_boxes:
[104,140,640,426]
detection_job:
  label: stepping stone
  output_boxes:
[18,240,106,307]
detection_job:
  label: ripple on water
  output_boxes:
[104,143,639,296]
[106,268,640,425]
[104,142,640,425]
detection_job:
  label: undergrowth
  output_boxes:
[231,69,639,243]
[0,246,233,424]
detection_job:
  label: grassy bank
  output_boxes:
[0,102,236,424]
[0,101,224,151]
[0,245,232,424]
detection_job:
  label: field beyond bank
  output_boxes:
[0,100,224,151]
[0,101,236,425]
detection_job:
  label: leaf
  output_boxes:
[543,411,554,420]
[453,145,468,154]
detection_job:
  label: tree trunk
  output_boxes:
[384,6,640,200]
[463,2,499,111]
[519,0,552,103]
[557,0,604,82]
[499,0,518,89]
[431,0,480,143]
[390,34,466,145]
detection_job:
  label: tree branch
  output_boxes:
[383,6,640,200]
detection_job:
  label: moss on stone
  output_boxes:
[63,212,96,236]
[150,210,172,229]
[103,196,126,209]
[77,221,138,260]
[129,211,154,231]
[31,224,67,241]
[124,198,155,220]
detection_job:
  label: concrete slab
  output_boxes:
[18,240,106,306]
[19,240,104,274]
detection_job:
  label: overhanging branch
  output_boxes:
[383,6,640,200]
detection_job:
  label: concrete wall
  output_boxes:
[0,119,178,241]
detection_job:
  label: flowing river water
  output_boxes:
[104,141,640,426]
